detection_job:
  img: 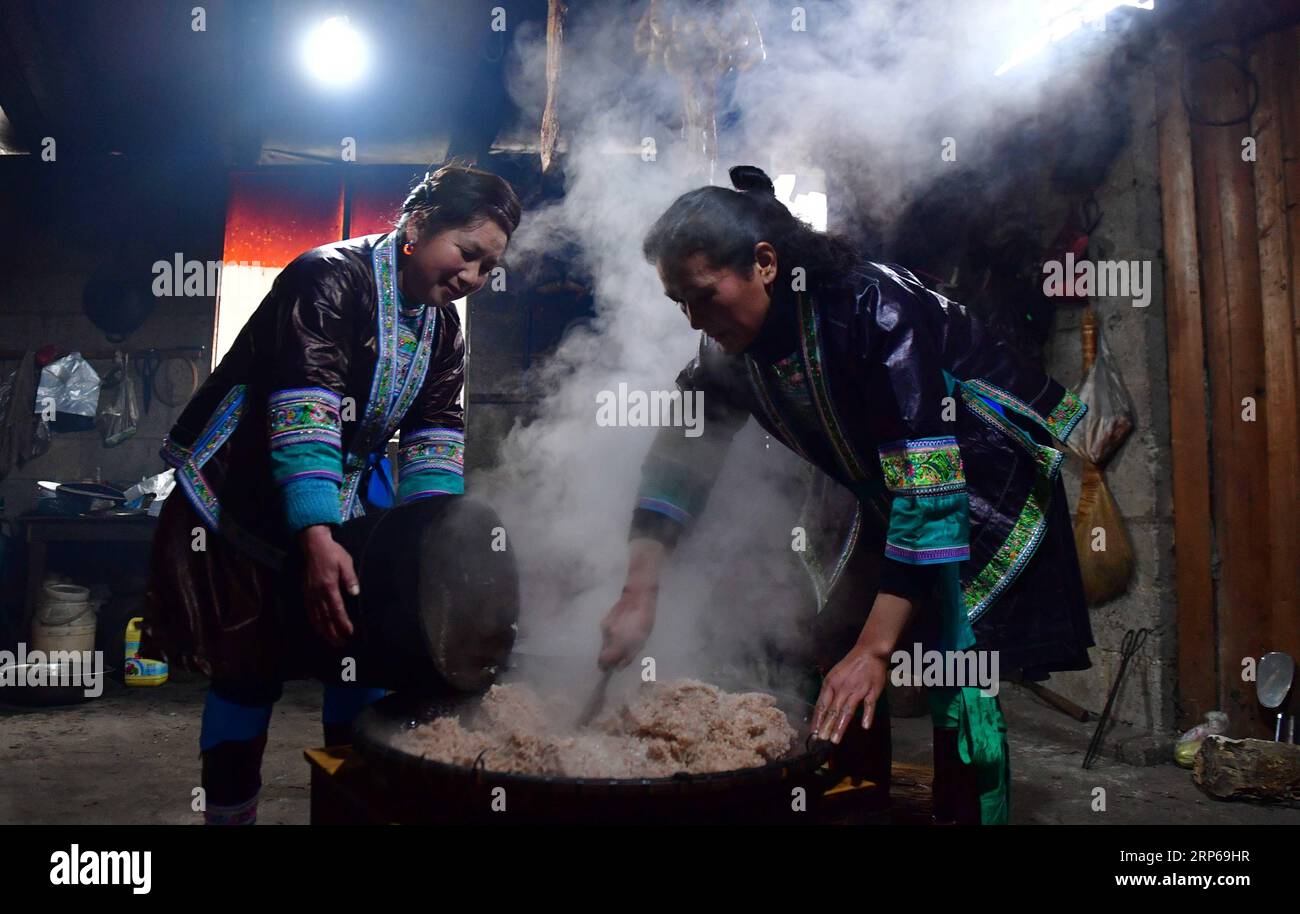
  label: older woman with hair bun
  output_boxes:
[144,163,521,824]
[600,165,1092,825]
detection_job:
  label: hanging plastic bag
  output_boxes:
[96,351,139,447]
[1070,323,1135,465]
[33,352,101,433]
[1070,317,1136,605]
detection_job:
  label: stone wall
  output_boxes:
[1043,58,1179,734]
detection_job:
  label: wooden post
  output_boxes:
[1249,28,1300,667]
[1156,42,1217,729]
[1189,42,1273,736]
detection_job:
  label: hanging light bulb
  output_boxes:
[301,15,370,88]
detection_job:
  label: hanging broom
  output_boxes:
[1072,307,1136,605]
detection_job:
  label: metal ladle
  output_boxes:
[1256,651,1295,742]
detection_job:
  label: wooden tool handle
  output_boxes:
[1024,680,1091,722]
[1082,306,1098,374]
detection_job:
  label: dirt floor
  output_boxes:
[2,671,1297,825]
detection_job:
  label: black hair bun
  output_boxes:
[729,165,775,197]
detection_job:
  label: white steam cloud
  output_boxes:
[471,0,1142,697]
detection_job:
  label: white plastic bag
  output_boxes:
[97,351,139,447]
[1174,710,1228,768]
[34,352,101,419]
[1070,324,1135,465]
[123,468,176,506]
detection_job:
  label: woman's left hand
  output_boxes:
[811,643,891,744]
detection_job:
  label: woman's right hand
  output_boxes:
[298,524,358,648]
[599,585,657,670]
[598,538,667,670]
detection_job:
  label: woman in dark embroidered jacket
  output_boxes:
[598,166,1093,824]
[144,164,520,824]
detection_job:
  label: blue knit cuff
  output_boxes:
[281,477,342,532]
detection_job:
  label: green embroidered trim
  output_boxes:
[801,500,864,612]
[877,436,966,494]
[962,378,1086,445]
[381,310,437,443]
[961,470,1053,621]
[768,353,806,386]
[956,384,1062,621]
[1045,388,1086,442]
[746,357,813,464]
[796,293,872,482]
[266,388,342,451]
[342,232,440,520]
[961,387,1064,479]
[763,353,822,442]
[160,385,287,569]
[398,428,464,477]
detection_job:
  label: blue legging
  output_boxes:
[200,682,387,751]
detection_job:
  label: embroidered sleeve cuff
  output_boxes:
[399,427,463,476]
[268,387,342,450]
[398,469,464,503]
[282,477,342,532]
[636,452,709,529]
[884,490,971,565]
[878,436,966,495]
[269,441,344,488]
[629,506,685,549]
[267,387,344,489]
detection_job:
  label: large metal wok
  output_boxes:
[352,674,835,824]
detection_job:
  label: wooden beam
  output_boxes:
[1189,43,1273,737]
[1156,42,1217,730]
[1285,26,1300,509]
[1249,28,1300,667]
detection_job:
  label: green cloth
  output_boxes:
[928,686,1010,825]
[928,562,1010,824]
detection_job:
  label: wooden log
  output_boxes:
[1155,41,1216,728]
[1193,736,1300,804]
[1249,29,1300,666]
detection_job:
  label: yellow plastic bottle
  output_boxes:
[125,617,168,686]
